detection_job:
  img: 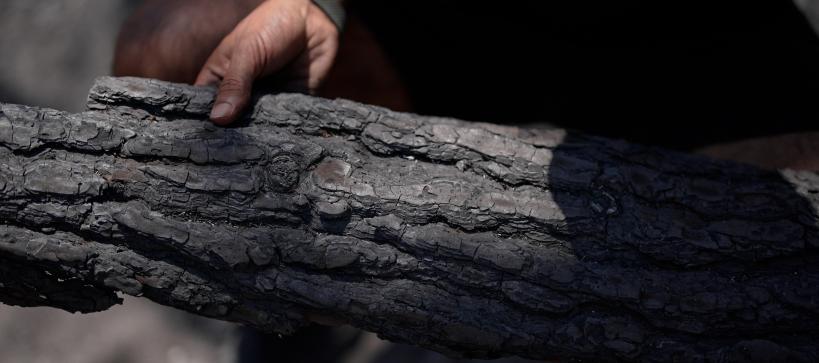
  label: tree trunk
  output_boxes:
[1,77,817,362]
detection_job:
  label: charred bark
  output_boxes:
[0,77,817,362]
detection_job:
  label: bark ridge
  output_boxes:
[0,77,817,362]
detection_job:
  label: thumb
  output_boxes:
[208,55,257,125]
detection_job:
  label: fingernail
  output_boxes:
[210,102,233,120]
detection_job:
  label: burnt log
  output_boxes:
[0,77,817,362]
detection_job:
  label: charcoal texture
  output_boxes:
[0,77,817,362]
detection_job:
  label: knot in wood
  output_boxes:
[263,155,301,191]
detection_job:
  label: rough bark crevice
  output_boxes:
[0,77,817,362]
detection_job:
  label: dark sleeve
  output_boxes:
[312,0,346,30]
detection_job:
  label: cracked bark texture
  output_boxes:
[1,77,818,362]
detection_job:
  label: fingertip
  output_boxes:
[209,101,236,125]
[210,78,251,125]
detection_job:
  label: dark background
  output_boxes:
[352,0,819,149]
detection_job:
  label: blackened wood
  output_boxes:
[0,77,817,362]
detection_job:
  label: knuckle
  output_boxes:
[218,77,247,94]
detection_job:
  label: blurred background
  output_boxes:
[0,0,137,112]
[3,1,819,362]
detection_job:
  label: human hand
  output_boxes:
[113,0,265,84]
[195,0,340,125]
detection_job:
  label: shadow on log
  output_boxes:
[0,77,817,362]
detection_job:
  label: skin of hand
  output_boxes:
[113,0,265,84]
[195,0,340,125]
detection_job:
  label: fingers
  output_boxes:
[209,51,258,125]
[193,0,337,125]
[307,39,339,92]
[303,4,339,92]
[279,29,338,94]
[195,32,235,87]
[193,28,256,125]
[194,64,223,88]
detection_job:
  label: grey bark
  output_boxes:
[0,77,818,362]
